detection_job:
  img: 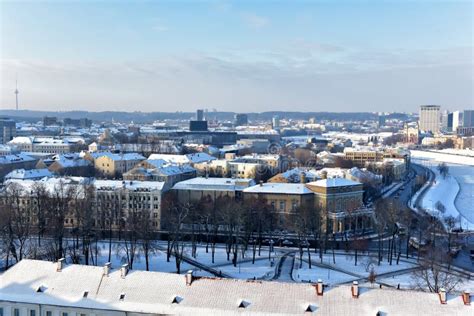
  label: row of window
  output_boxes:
[0,308,85,316]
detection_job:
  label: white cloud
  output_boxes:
[0,46,472,113]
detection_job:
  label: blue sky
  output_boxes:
[1,0,472,112]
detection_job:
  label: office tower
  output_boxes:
[463,110,474,128]
[419,105,440,133]
[378,115,386,127]
[440,110,449,131]
[447,112,453,131]
[234,114,248,126]
[452,111,463,132]
[196,109,204,121]
[0,117,16,144]
[272,115,280,129]
[190,109,208,131]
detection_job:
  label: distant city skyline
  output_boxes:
[1,0,472,112]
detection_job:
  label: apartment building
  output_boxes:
[171,177,255,203]
[2,177,165,231]
[123,159,196,187]
[93,180,164,230]
[92,153,145,177]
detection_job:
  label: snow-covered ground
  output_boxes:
[292,253,416,285]
[411,150,474,231]
[434,149,474,157]
[378,272,474,292]
[217,258,276,279]
[411,150,474,166]
[85,242,276,279]
[293,259,357,284]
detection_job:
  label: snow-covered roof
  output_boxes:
[1,259,470,316]
[0,153,36,165]
[92,152,145,161]
[308,178,361,188]
[173,177,255,191]
[148,153,216,164]
[52,154,92,168]
[94,180,164,191]
[8,136,33,145]
[244,183,313,195]
[4,168,53,180]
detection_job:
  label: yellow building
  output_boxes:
[93,152,145,177]
[306,178,373,233]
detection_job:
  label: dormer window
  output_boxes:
[238,300,251,308]
[119,293,125,301]
[305,304,317,313]
[36,285,47,293]
[83,291,89,298]
[172,296,183,304]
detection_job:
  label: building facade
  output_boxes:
[419,105,441,133]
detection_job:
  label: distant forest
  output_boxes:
[0,109,411,123]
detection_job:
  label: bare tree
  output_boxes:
[411,246,462,293]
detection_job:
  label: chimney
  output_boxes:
[438,288,447,305]
[56,258,65,272]
[259,180,263,187]
[300,172,306,184]
[121,264,129,278]
[351,281,359,298]
[316,279,324,296]
[103,262,111,277]
[185,270,193,286]
[462,291,470,305]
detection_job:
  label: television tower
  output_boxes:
[14,79,19,111]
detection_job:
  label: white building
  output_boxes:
[419,105,441,133]
[0,259,471,316]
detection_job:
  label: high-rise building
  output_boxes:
[440,110,449,131]
[196,109,204,121]
[378,115,386,127]
[0,117,16,144]
[272,115,280,129]
[463,110,474,128]
[452,111,463,132]
[190,109,208,131]
[234,114,248,126]
[419,105,440,133]
[447,112,453,132]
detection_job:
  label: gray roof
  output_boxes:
[0,260,470,316]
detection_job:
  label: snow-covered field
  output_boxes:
[411,150,474,231]
[293,259,357,284]
[411,150,474,166]
[82,241,276,279]
[293,253,416,285]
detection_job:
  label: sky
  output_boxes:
[0,0,472,113]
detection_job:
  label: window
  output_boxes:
[62,312,68,316]
[46,312,52,316]
[119,293,125,301]
[0,307,3,316]
[13,309,20,316]
[279,200,286,211]
[30,310,36,316]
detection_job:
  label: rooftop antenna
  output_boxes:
[14,76,19,111]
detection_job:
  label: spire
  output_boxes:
[14,76,19,111]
